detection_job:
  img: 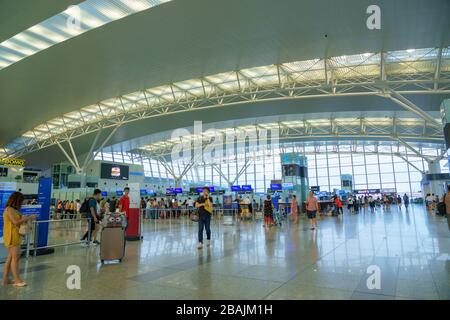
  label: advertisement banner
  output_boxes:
[37,177,52,248]
[126,183,142,240]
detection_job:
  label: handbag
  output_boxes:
[190,209,199,222]
[19,221,31,236]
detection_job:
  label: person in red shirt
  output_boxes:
[119,187,130,218]
[334,196,343,215]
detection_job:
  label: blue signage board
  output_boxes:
[196,187,204,193]
[231,185,241,191]
[166,188,175,194]
[37,177,52,248]
[101,191,108,197]
[242,185,252,191]
[270,183,282,190]
[209,186,215,192]
[140,189,147,196]
[174,188,183,194]
[116,190,124,196]
[21,205,42,217]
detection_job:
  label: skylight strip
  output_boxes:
[0,0,171,71]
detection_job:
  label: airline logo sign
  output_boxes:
[0,158,25,167]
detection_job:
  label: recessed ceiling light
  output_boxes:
[406,49,415,53]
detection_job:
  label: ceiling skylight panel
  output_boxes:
[0,0,172,70]
[89,0,129,20]
[118,0,153,11]
[0,40,36,56]
[205,71,236,85]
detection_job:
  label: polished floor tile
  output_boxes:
[0,205,449,300]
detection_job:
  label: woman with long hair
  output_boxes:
[291,195,299,224]
[2,192,36,287]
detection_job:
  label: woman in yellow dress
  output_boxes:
[2,192,36,287]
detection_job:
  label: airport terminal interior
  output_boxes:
[0,0,450,301]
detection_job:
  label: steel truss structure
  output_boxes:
[2,46,450,159]
[131,117,445,159]
[127,138,445,190]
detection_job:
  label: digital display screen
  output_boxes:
[242,185,252,191]
[174,188,183,194]
[140,189,147,196]
[231,185,241,191]
[282,182,294,190]
[101,163,129,180]
[116,190,123,196]
[101,191,107,197]
[270,183,282,190]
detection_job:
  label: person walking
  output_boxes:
[196,187,213,249]
[306,191,319,230]
[445,186,450,230]
[397,195,402,209]
[2,192,37,287]
[403,193,409,210]
[80,189,102,245]
[263,195,274,228]
[291,195,299,224]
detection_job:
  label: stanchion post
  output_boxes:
[33,221,38,257]
[87,217,91,244]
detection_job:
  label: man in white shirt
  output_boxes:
[347,196,354,214]
[187,197,195,215]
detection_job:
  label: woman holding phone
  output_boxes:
[2,191,37,287]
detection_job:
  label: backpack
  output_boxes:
[437,195,446,216]
[79,199,90,214]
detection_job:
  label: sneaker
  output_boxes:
[206,240,210,247]
[310,227,315,230]
[93,240,100,245]
[197,242,203,249]
[81,241,90,247]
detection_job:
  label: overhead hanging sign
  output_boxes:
[0,158,25,167]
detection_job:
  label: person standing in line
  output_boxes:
[75,199,81,218]
[291,195,299,224]
[118,187,131,219]
[403,193,409,210]
[108,196,117,213]
[347,195,354,214]
[397,195,402,209]
[306,191,319,230]
[263,195,274,228]
[444,186,450,223]
[187,197,194,216]
[81,189,102,245]
[196,187,213,249]
[369,195,375,213]
[334,196,343,215]
[2,192,37,287]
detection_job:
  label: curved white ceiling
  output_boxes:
[0,0,170,70]
[3,46,449,158]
